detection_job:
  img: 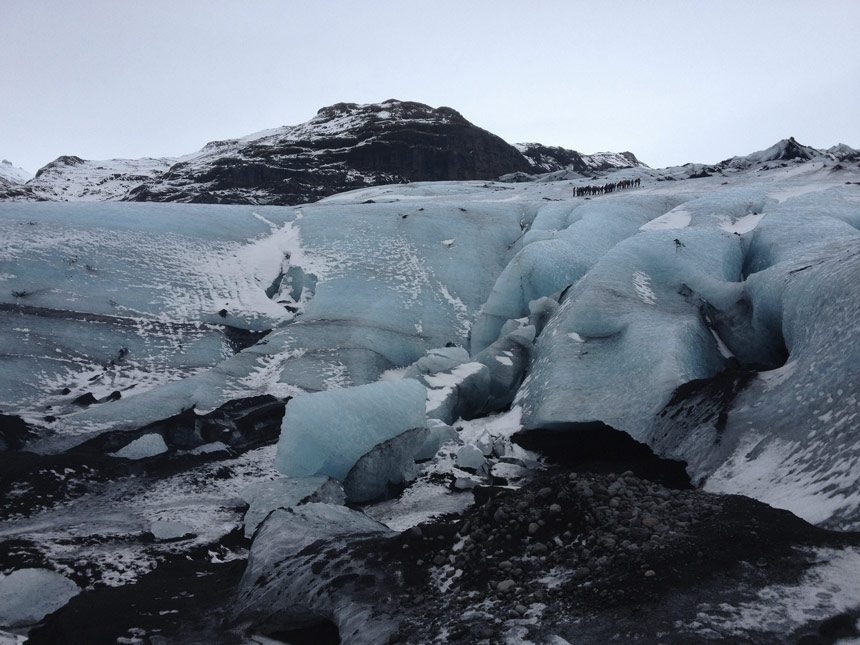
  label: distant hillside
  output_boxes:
[0,101,648,205]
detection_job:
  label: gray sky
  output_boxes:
[2,0,859,174]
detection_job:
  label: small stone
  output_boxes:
[533,589,545,601]
[537,487,553,500]
[499,560,513,570]
[530,542,548,555]
[549,503,562,514]
[515,604,528,615]
[433,555,446,566]
[574,567,591,579]
[644,569,656,578]
[528,522,539,535]
[497,579,516,592]
[641,516,659,528]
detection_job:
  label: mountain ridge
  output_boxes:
[2,104,858,205]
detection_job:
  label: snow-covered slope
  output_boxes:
[25,155,175,201]
[515,142,646,174]
[0,159,32,184]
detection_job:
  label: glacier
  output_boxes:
[1,166,859,527]
[1,150,860,640]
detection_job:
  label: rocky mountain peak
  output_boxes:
[312,99,467,126]
[35,155,86,178]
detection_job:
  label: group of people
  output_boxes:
[573,177,640,197]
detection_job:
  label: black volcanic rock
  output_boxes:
[125,100,535,205]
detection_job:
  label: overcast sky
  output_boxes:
[2,0,859,174]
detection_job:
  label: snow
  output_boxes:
[719,211,765,234]
[639,209,692,230]
[424,362,486,412]
[0,160,32,184]
[693,547,860,637]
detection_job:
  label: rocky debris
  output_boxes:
[376,466,860,644]
[24,529,250,645]
[0,396,287,517]
[0,413,33,451]
[69,394,287,458]
[11,456,860,644]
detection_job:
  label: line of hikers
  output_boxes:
[573,177,640,197]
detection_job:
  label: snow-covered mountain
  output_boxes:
[515,142,646,174]
[0,100,654,206]
[2,101,540,205]
[2,136,860,642]
[0,159,32,184]
[0,160,33,201]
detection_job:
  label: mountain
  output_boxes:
[3,101,539,205]
[125,100,536,205]
[0,159,32,184]
[0,100,652,205]
[0,159,33,199]
[714,136,860,171]
[515,142,646,174]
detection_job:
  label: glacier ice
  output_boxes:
[516,227,742,438]
[109,433,168,460]
[274,379,427,496]
[150,520,193,540]
[240,476,345,538]
[414,419,458,461]
[234,503,398,644]
[2,169,859,532]
[472,325,535,416]
[456,444,487,470]
[644,188,860,529]
[343,426,428,502]
[471,195,689,353]
[0,568,80,627]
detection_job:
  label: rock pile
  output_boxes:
[383,466,859,644]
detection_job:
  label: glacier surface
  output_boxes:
[1,162,859,538]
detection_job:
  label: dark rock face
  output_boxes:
[125,100,535,205]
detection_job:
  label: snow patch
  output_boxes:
[640,210,692,231]
[695,547,860,637]
[632,270,657,305]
